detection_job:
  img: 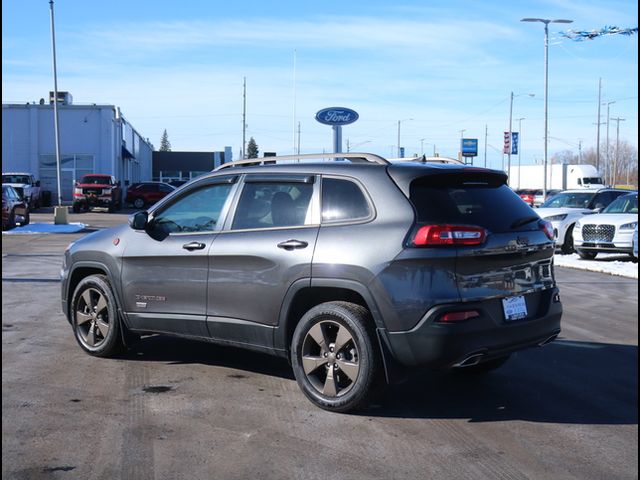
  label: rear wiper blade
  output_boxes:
[510,216,540,229]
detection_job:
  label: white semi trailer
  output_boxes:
[509,164,605,190]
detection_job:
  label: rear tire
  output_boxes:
[577,249,597,260]
[73,203,81,213]
[291,301,382,413]
[70,274,124,357]
[133,197,145,209]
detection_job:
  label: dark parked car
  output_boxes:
[73,174,122,213]
[61,153,562,412]
[2,185,30,230]
[126,182,176,209]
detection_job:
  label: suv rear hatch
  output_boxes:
[388,165,556,328]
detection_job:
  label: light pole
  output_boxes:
[516,117,526,188]
[49,0,64,214]
[521,17,573,198]
[420,138,426,155]
[604,101,615,184]
[397,118,413,157]
[507,92,534,184]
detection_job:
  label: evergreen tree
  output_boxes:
[159,129,172,151]
[247,137,259,158]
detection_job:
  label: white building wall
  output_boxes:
[2,103,153,202]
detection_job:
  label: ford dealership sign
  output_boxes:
[315,107,359,126]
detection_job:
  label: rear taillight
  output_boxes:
[539,220,554,241]
[412,225,487,246]
[437,310,481,323]
[73,187,83,197]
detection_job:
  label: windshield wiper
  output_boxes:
[510,216,540,229]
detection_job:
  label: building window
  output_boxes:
[39,154,95,201]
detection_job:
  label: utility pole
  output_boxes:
[595,78,602,171]
[242,76,247,159]
[484,125,488,168]
[297,121,301,155]
[610,117,625,185]
[292,49,297,156]
[578,140,583,163]
[516,117,525,188]
[605,101,615,184]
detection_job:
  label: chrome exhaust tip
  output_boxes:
[453,353,485,368]
[538,334,558,347]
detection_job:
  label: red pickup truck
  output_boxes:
[72,174,122,213]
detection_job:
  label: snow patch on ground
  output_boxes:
[554,253,638,279]
[2,223,87,234]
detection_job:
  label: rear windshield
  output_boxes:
[410,175,537,233]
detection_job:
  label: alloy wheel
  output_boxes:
[301,320,360,397]
[75,287,110,349]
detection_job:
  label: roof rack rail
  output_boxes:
[214,152,390,171]
[387,155,464,165]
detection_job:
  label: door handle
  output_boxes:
[182,241,206,251]
[277,239,308,250]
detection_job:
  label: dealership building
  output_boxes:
[2,92,153,202]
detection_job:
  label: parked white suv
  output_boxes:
[573,192,638,260]
[537,188,630,254]
[2,172,42,209]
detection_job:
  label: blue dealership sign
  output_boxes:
[315,107,359,126]
[461,138,478,157]
[511,132,519,155]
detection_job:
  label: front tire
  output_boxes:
[291,301,382,413]
[561,225,575,254]
[70,274,123,357]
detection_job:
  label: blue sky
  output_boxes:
[2,0,638,169]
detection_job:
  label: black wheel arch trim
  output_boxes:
[275,277,397,382]
[66,261,129,330]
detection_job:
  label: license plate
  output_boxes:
[502,295,528,321]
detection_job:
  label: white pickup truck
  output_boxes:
[2,172,42,209]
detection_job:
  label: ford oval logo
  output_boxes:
[315,107,359,126]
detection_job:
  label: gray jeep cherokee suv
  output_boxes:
[61,153,562,412]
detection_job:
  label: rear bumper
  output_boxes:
[382,287,562,368]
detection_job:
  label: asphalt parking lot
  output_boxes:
[2,210,638,480]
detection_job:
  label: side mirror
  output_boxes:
[129,211,149,230]
[35,180,41,187]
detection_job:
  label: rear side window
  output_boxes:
[410,175,537,233]
[232,182,313,230]
[321,178,371,223]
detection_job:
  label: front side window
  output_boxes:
[152,182,234,234]
[232,181,313,230]
[321,177,371,223]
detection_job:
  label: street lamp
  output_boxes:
[397,118,413,157]
[516,117,526,188]
[49,0,67,225]
[507,92,534,184]
[521,17,573,198]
